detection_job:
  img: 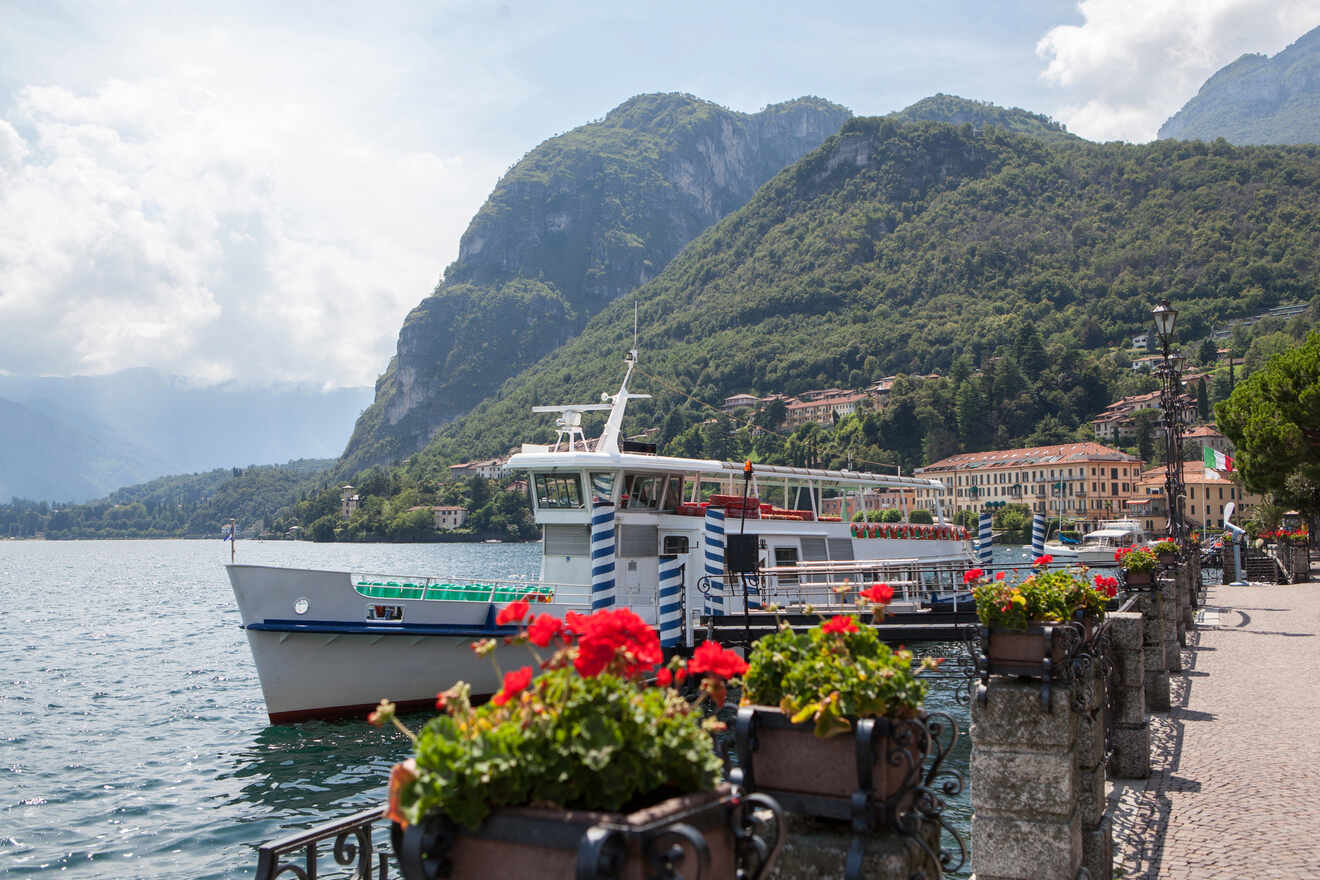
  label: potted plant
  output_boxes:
[1116,545,1158,587]
[968,559,1112,674]
[376,603,783,879]
[731,584,941,825]
[1152,539,1178,566]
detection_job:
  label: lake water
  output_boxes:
[0,539,1025,878]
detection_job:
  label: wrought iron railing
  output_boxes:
[255,805,394,880]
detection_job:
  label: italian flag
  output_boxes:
[1202,446,1233,472]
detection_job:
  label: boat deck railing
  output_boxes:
[712,558,976,612]
[352,573,594,606]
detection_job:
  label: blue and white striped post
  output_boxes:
[1031,513,1046,558]
[590,498,616,610]
[977,511,993,566]
[703,507,725,616]
[657,555,684,647]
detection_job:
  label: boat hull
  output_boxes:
[228,563,572,724]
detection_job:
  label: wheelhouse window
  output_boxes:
[534,473,585,509]
[622,474,660,509]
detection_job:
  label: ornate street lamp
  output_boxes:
[1152,299,1186,545]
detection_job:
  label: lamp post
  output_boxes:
[1152,299,1186,545]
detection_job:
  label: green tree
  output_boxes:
[1197,338,1218,366]
[909,508,934,524]
[1216,332,1320,523]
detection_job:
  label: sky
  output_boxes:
[1,0,1318,389]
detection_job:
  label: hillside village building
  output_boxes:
[448,459,506,480]
[784,392,871,427]
[914,442,1143,529]
[432,505,469,530]
[1091,389,1199,444]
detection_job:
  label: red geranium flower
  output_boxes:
[564,610,590,637]
[573,608,663,678]
[860,582,895,605]
[995,571,1006,581]
[963,568,984,584]
[527,613,564,647]
[496,599,530,626]
[492,665,534,706]
[686,640,748,679]
[1034,554,1053,566]
[821,615,859,635]
[655,667,673,687]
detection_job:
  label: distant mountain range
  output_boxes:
[1160,25,1320,144]
[0,370,371,502]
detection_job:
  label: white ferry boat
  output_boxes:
[228,352,973,723]
[1041,519,1146,566]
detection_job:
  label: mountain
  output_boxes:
[1159,26,1320,144]
[0,397,153,502]
[339,92,853,472]
[406,118,1320,471]
[888,94,1080,143]
[0,370,372,501]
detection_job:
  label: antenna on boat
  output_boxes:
[632,300,639,364]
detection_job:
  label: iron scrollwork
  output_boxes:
[255,805,393,880]
[731,707,964,880]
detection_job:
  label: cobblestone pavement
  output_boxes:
[1109,580,1320,878]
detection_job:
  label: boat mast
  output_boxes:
[597,306,651,454]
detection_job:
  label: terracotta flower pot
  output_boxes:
[392,783,782,880]
[730,706,928,824]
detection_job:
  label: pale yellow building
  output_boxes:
[1127,463,1257,535]
[914,442,1144,530]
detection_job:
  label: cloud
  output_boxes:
[1037,0,1320,142]
[0,21,508,387]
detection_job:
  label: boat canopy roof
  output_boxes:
[507,447,943,491]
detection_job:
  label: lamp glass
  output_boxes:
[1152,300,1177,342]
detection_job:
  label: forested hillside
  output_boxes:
[0,460,332,539]
[404,118,1320,479]
[339,93,852,473]
[888,93,1078,143]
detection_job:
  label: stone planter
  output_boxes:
[729,706,928,825]
[1156,552,1176,566]
[392,783,782,880]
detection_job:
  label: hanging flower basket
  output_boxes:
[392,783,783,880]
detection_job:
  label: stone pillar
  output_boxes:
[1222,541,1239,584]
[1107,611,1149,779]
[1170,565,1188,647]
[769,815,939,879]
[1074,654,1112,880]
[1135,584,1170,711]
[970,679,1081,880]
[1159,575,1181,673]
[1178,564,1196,639]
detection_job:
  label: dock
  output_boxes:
[1109,578,1320,877]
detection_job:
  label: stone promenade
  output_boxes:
[1109,580,1320,878]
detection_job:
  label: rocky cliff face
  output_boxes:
[1159,26,1320,144]
[340,93,851,471]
